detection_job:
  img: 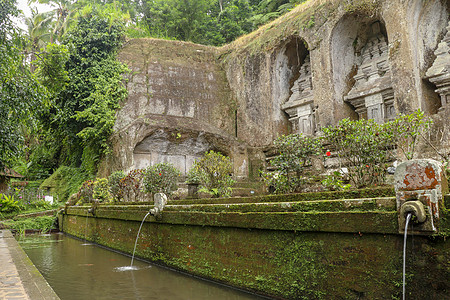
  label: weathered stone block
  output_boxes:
[395,159,448,234]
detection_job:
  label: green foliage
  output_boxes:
[322,112,431,188]
[35,8,128,175]
[2,216,55,232]
[92,178,112,202]
[217,0,253,43]
[34,43,70,94]
[40,166,91,202]
[0,0,45,171]
[118,169,145,202]
[186,167,202,184]
[26,135,60,180]
[108,170,125,201]
[0,194,23,213]
[321,171,351,191]
[261,172,292,194]
[384,110,431,160]
[193,150,235,197]
[24,8,53,57]
[142,163,181,196]
[323,118,392,188]
[136,0,307,46]
[263,134,322,194]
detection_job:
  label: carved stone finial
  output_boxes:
[425,21,450,111]
[344,22,395,123]
[282,54,315,135]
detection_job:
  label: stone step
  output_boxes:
[165,197,396,213]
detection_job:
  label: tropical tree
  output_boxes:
[32,0,78,42]
[0,0,44,171]
[42,6,128,174]
[218,0,253,43]
[23,8,53,69]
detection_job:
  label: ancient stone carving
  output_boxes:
[425,21,450,111]
[133,130,210,175]
[281,54,315,135]
[344,22,395,123]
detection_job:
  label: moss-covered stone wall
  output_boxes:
[59,193,449,299]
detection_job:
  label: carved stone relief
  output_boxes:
[425,21,450,112]
[281,54,315,135]
[132,130,210,175]
[344,22,395,123]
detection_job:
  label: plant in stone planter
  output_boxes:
[142,163,181,196]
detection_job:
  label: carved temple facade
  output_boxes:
[101,0,450,179]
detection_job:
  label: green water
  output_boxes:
[18,233,266,300]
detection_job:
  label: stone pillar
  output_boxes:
[395,159,448,234]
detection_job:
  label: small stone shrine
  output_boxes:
[344,22,395,123]
[426,21,450,112]
[281,54,315,135]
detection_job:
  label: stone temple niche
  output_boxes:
[426,21,450,112]
[281,52,314,135]
[344,21,395,123]
[132,130,210,176]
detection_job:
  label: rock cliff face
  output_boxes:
[102,0,449,178]
[99,39,245,177]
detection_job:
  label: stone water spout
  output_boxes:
[149,193,168,219]
[88,200,99,216]
[395,159,448,234]
[399,200,426,226]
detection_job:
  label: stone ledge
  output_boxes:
[0,230,59,300]
[63,208,398,234]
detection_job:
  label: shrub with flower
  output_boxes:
[323,111,431,188]
[323,118,392,188]
[142,163,181,196]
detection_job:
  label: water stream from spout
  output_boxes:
[130,211,151,267]
[81,210,91,246]
[403,212,412,300]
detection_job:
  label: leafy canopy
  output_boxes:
[39,7,129,174]
[0,0,45,171]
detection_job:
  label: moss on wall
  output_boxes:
[60,209,449,299]
[60,188,449,299]
[40,166,90,202]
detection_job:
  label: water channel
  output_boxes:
[18,233,265,300]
